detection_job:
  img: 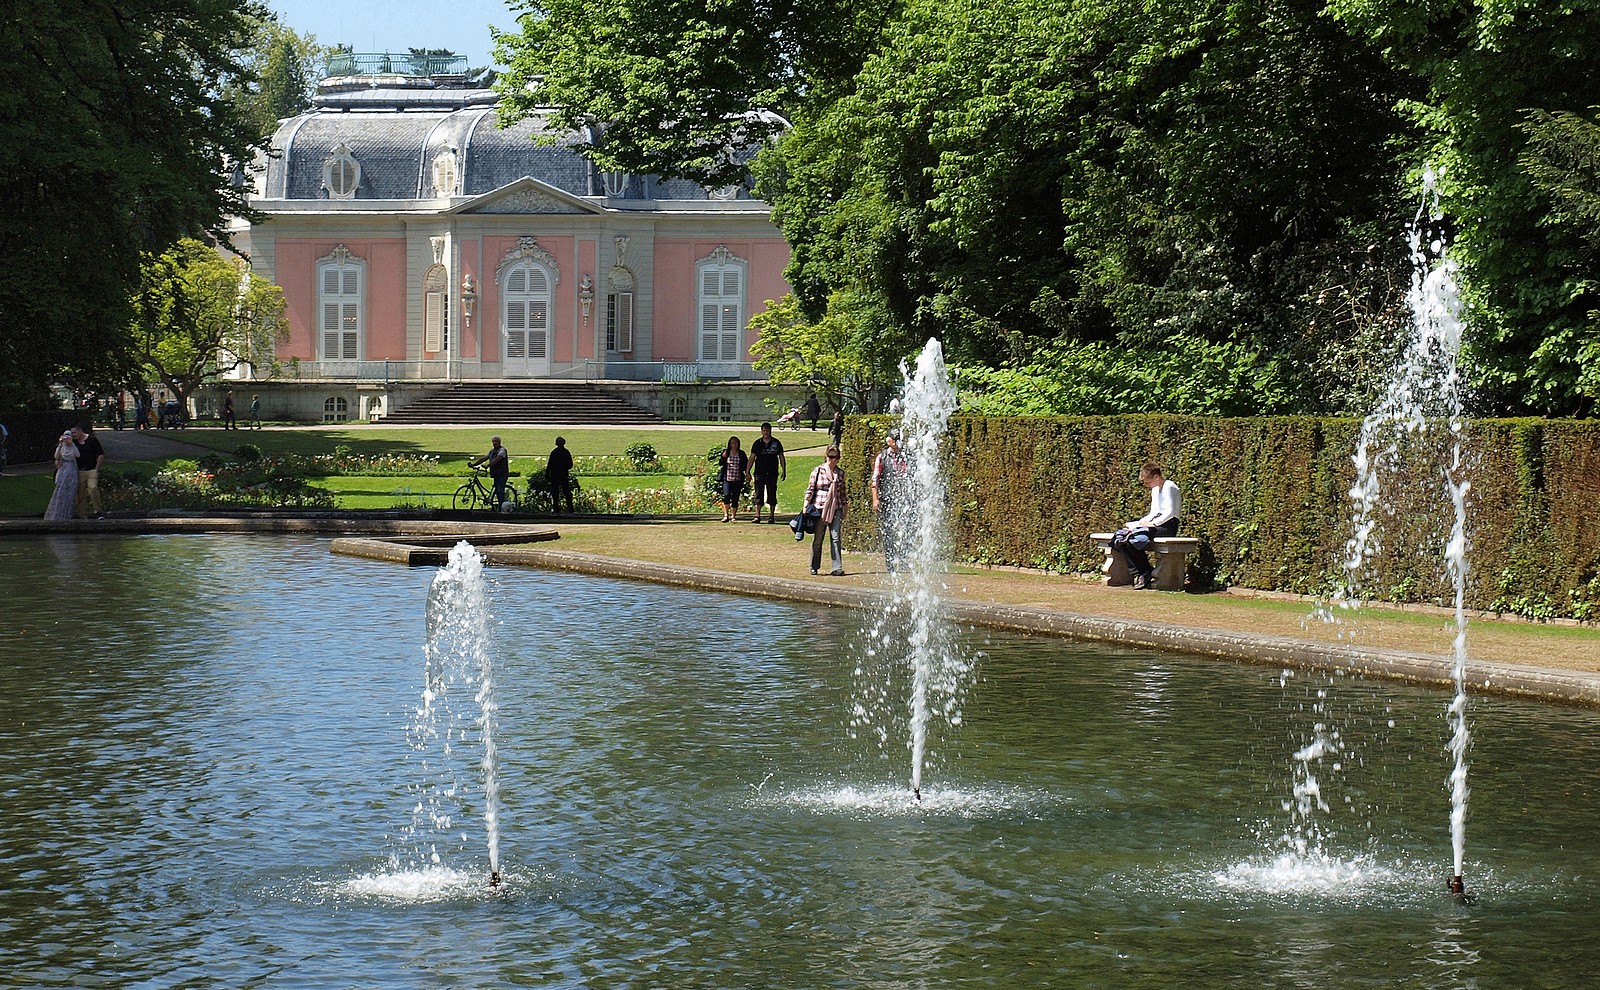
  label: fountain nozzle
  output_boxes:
[913,787,921,802]
[490,871,501,889]
[1447,874,1474,904]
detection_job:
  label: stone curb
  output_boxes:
[493,547,1600,710]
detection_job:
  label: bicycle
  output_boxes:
[454,467,520,512]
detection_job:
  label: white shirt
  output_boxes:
[1134,479,1180,527]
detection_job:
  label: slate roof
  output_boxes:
[257,85,752,205]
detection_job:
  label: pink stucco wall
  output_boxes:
[652,238,791,362]
[458,237,483,360]
[272,231,790,368]
[275,238,406,360]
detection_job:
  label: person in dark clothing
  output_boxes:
[828,410,844,449]
[72,424,106,518]
[717,436,747,522]
[470,436,511,509]
[547,436,575,512]
[871,428,910,572]
[749,422,787,523]
[802,392,822,430]
[222,390,237,430]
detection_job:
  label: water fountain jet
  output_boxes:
[388,540,504,893]
[1319,168,1475,902]
[886,339,966,800]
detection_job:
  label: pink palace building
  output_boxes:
[228,55,794,423]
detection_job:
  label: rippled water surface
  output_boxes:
[2,534,1598,988]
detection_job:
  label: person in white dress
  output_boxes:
[44,430,79,521]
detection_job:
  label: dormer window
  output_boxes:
[431,149,459,198]
[708,185,739,202]
[602,171,630,198]
[323,143,360,200]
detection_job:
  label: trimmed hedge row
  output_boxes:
[840,415,1600,621]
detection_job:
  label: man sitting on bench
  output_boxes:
[1112,462,1181,590]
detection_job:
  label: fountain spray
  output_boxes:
[1332,170,1473,900]
[897,339,959,800]
[406,541,505,890]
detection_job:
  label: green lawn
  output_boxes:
[0,425,831,516]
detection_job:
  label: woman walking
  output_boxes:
[44,430,79,521]
[717,436,747,522]
[805,445,849,575]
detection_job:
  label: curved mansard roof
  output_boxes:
[256,84,741,205]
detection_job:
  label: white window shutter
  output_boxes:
[528,301,548,358]
[322,302,341,359]
[615,292,633,352]
[425,291,444,353]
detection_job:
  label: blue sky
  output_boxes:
[266,0,520,69]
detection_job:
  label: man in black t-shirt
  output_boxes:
[72,424,106,518]
[546,436,575,512]
[749,422,787,523]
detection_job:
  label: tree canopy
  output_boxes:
[496,0,1600,416]
[0,0,269,406]
[132,239,288,410]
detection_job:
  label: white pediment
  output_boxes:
[451,177,605,216]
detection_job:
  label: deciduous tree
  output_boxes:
[132,239,288,413]
[0,0,267,405]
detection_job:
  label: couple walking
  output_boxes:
[716,422,788,523]
[44,425,106,521]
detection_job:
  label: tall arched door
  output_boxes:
[502,261,550,377]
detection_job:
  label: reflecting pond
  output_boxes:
[2,534,1597,988]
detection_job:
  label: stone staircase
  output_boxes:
[377,382,662,426]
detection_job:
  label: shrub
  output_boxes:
[624,441,661,470]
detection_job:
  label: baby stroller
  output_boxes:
[775,405,802,429]
[161,400,186,429]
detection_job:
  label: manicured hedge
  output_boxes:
[841,415,1600,621]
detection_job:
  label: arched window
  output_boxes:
[323,396,349,422]
[707,397,732,421]
[323,143,360,200]
[697,246,746,364]
[668,396,687,419]
[431,149,459,197]
[607,264,635,353]
[423,264,450,355]
[317,245,363,362]
[503,261,551,369]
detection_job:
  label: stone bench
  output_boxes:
[1089,532,1201,591]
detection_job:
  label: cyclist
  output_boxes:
[469,435,511,509]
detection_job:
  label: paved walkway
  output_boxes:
[3,428,212,477]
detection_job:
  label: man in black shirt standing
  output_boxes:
[72,424,106,519]
[749,422,786,523]
[546,436,575,513]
